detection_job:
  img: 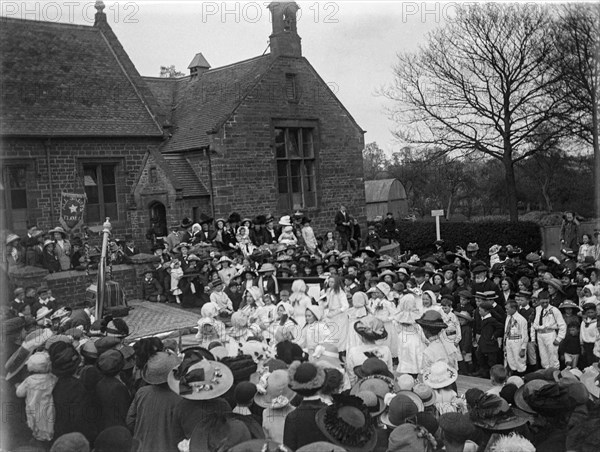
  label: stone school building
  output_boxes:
[0,1,366,246]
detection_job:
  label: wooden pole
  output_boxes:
[96,217,112,320]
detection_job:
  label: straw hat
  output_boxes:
[258,263,276,273]
[254,369,297,408]
[142,351,181,385]
[422,361,458,389]
[5,233,20,244]
[353,315,388,341]
[5,329,54,380]
[412,383,437,407]
[546,277,565,292]
[278,215,292,226]
[416,310,448,330]
[49,226,67,237]
[559,300,580,311]
[168,358,234,400]
[350,374,398,398]
[35,306,53,322]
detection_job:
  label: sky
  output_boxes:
[2,1,452,153]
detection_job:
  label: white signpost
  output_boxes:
[431,209,445,241]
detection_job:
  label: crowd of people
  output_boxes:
[3,208,600,452]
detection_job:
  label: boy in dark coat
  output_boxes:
[141,270,166,303]
[473,301,504,379]
[95,350,131,430]
[283,362,329,450]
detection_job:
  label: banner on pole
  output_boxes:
[59,192,86,231]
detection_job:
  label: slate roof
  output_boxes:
[0,17,163,137]
[163,154,209,197]
[144,55,274,153]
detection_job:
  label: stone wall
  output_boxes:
[6,254,159,307]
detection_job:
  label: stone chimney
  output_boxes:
[188,53,211,78]
[267,2,301,58]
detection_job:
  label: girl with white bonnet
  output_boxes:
[395,291,426,376]
[367,282,398,358]
[289,279,313,329]
[273,301,299,344]
[196,302,227,344]
[421,290,443,313]
[239,286,263,319]
[345,291,370,351]
[297,304,333,356]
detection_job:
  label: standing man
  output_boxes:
[334,205,352,252]
[559,211,579,251]
[531,290,566,369]
[504,300,528,376]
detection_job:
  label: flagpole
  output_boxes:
[96,217,112,320]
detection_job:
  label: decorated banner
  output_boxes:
[59,192,87,231]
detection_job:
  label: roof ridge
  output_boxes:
[0,16,96,31]
[206,54,270,74]
[97,28,164,136]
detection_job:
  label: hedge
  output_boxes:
[376,221,542,257]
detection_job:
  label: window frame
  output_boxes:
[82,161,119,224]
[272,120,320,211]
[0,162,30,233]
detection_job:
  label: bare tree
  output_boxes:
[385,4,569,221]
[551,4,599,220]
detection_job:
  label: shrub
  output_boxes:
[381,221,542,256]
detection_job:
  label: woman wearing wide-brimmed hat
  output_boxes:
[50,226,72,271]
[254,369,297,443]
[5,232,25,270]
[126,351,182,452]
[416,310,460,374]
[345,315,392,385]
[167,355,234,440]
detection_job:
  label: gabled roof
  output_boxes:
[0,17,163,137]
[145,55,274,153]
[163,154,209,197]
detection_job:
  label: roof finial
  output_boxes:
[94,0,107,26]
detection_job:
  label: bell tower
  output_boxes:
[267,2,302,58]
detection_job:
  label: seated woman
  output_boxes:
[254,293,278,342]
[273,302,299,345]
[297,305,332,357]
